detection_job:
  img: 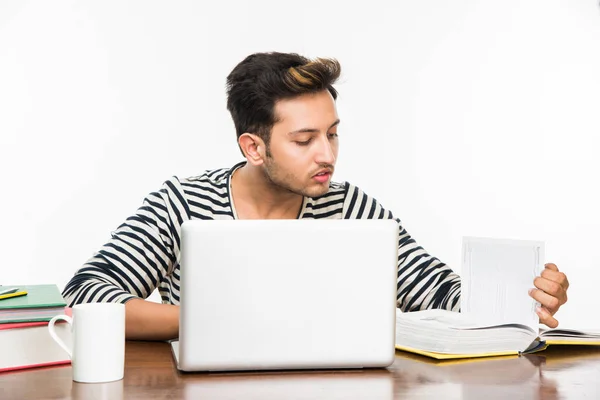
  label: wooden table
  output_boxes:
[1,342,600,399]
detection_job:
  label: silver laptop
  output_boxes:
[171,219,399,372]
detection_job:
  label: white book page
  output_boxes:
[397,308,534,331]
[461,237,544,331]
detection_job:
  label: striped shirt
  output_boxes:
[62,162,461,312]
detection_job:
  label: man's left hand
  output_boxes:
[529,263,569,328]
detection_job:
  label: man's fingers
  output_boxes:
[536,306,559,328]
[540,268,570,291]
[544,263,559,271]
[533,276,568,306]
[529,288,560,315]
[532,264,567,328]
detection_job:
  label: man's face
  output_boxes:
[263,90,340,198]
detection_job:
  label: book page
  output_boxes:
[462,237,544,331]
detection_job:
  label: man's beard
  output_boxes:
[262,155,331,198]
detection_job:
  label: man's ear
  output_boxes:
[238,133,266,166]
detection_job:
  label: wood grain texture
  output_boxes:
[1,341,599,399]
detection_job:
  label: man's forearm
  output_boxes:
[125,298,179,341]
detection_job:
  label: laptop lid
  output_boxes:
[175,219,398,372]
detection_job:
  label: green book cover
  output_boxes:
[0,284,66,310]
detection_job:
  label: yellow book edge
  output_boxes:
[395,344,520,360]
[397,349,521,366]
[395,338,600,361]
[545,340,600,346]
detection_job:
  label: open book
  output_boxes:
[395,308,600,360]
[538,327,600,345]
[395,237,600,360]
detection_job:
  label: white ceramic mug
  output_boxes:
[72,378,124,400]
[48,302,126,383]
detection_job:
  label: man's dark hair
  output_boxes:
[226,52,341,154]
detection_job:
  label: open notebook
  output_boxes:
[395,237,600,360]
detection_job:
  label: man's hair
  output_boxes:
[226,52,341,153]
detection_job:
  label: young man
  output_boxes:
[62,52,569,340]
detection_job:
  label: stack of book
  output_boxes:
[0,284,71,372]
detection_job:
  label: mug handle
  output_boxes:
[48,314,73,358]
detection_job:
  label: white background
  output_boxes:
[1,1,599,328]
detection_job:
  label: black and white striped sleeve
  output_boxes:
[62,177,187,305]
[343,184,461,312]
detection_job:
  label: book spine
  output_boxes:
[0,359,71,373]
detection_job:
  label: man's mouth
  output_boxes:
[313,170,332,183]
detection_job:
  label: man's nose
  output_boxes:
[315,136,336,165]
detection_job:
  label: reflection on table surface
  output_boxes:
[1,341,599,399]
